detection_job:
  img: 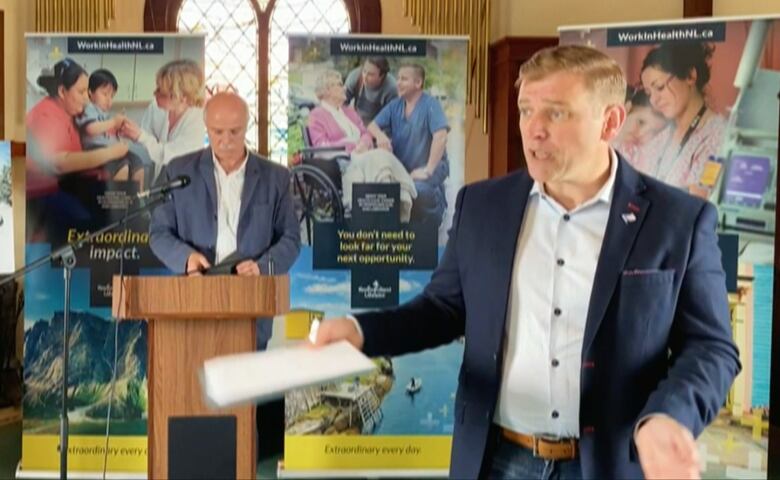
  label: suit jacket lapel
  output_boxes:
[582,157,649,355]
[493,172,534,340]
[240,154,260,226]
[198,147,218,215]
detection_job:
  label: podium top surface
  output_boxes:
[111,274,290,320]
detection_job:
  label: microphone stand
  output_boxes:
[0,193,171,480]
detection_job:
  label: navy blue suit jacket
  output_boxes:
[149,147,300,275]
[357,157,740,479]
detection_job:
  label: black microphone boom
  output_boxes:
[137,175,191,199]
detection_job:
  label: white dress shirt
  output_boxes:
[213,150,249,264]
[494,150,618,438]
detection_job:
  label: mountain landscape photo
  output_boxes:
[23,311,147,435]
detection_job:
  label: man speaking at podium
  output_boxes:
[313,46,740,479]
[148,91,300,348]
[149,91,300,459]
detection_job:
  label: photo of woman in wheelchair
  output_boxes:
[290,69,419,244]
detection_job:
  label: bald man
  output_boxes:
[150,92,300,348]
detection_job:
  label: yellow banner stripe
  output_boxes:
[284,435,452,470]
[22,435,147,472]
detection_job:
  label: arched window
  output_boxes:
[145,0,380,163]
[178,0,261,150]
[267,1,350,162]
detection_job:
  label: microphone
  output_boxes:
[137,175,191,199]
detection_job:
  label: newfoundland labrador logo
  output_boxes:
[357,280,392,299]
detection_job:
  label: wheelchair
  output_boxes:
[288,101,349,245]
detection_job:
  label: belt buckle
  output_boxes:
[532,436,541,458]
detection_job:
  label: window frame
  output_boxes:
[143,0,381,156]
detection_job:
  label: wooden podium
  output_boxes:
[112,275,290,480]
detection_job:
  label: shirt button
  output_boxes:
[554,308,562,316]
[563,214,571,221]
[552,410,559,419]
[551,359,559,367]
[557,258,565,266]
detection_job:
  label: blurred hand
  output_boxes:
[353,142,369,154]
[376,136,392,152]
[312,317,364,350]
[186,252,211,275]
[410,167,431,180]
[235,260,260,276]
[636,416,700,479]
[120,119,142,141]
[113,114,128,130]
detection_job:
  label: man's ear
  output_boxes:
[602,103,627,143]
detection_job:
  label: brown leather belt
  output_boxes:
[501,428,578,461]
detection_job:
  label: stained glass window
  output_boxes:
[177,0,351,163]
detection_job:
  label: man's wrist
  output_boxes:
[345,315,365,343]
[634,413,674,440]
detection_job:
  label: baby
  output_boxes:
[613,87,668,164]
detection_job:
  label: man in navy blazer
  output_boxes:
[314,46,739,479]
[150,92,300,349]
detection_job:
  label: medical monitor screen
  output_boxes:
[723,154,772,208]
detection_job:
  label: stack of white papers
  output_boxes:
[201,341,376,408]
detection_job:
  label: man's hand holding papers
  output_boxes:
[310,316,365,350]
[201,338,374,409]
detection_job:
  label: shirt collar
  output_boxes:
[213,148,249,178]
[530,148,618,209]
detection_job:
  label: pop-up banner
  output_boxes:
[21,33,205,477]
[561,16,780,479]
[282,34,468,477]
